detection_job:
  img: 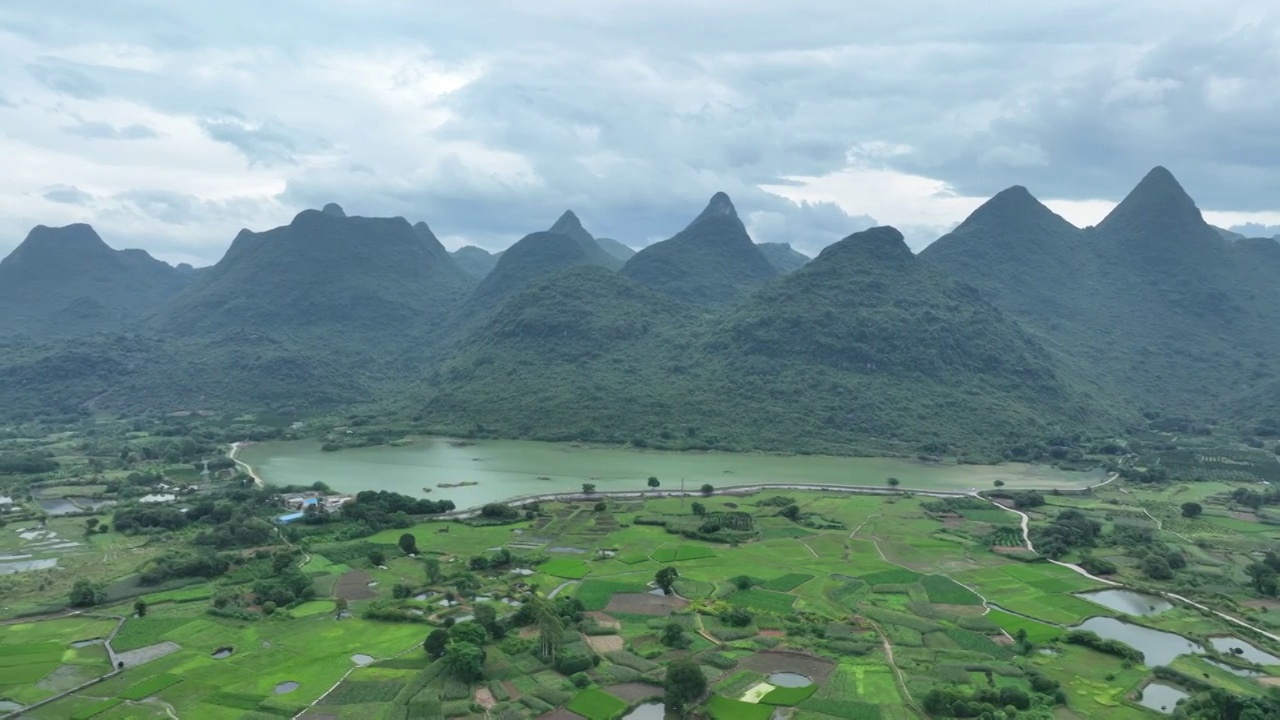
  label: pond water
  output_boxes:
[1077,589,1173,616]
[34,498,81,516]
[67,497,116,511]
[1208,636,1280,665]
[1073,617,1204,666]
[0,699,22,711]
[211,647,233,659]
[1137,682,1189,714]
[70,638,103,648]
[240,437,1101,510]
[0,558,57,574]
[351,654,374,665]
[274,681,299,694]
[621,702,668,720]
[767,672,812,688]
[1202,658,1264,677]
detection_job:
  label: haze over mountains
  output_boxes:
[2,166,1276,455]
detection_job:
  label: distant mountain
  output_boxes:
[923,167,1280,423]
[463,228,620,316]
[1213,226,1245,242]
[757,242,811,273]
[421,226,1104,455]
[452,246,500,279]
[620,193,778,305]
[547,210,625,271]
[595,237,636,263]
[0,223,190,339]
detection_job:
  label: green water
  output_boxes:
[239,437,1103,510]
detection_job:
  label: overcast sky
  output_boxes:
[2,1,1279,266]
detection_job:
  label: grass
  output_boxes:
[761,683,819,705]
[706,694,773,720]
[120,673,183,700]
[859,568,923,585]
[541,558,591,579]
[652,545,717,562]
[985,609,1063,642]
[576,579,651,611]
[761,573,814,592]
[726,589,796,614]
[566,688,629,720]
[921,575,982,605]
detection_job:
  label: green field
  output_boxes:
[566,688,628,720]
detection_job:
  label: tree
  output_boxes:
[262,600,277,616]
[664,659,707,715]
[368,550,386,566]
[335,597,349,615]
[469,555,490,570]
[691,502,706,516]
[1181,502,1203,518]
[424,628,450,657]
[455,574,480,597]
[449,621,488,646]
[1247,562,1279,596]
[393,583,413,599]
[69,579,99,607]
[779,504,801,521]
[398,533,418,555]
[661,622,688,648]
[474,604,502,638]
[85,517,100,533]
[993,480,1005,488]
[656,566,679,595]
[1141,555,1174,580]
[648,477,660,489]
[582,483,596,494]
[594,502,607,512]
[424,558,441,584]
[700,484,714,496]
[721,607,753,627]
[134,599,147,617]
[530,597,565,661]
[887,477,900,489]
[442,641,486,681]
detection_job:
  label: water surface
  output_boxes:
[621,702,668,720]
[1208,636,1280,665]
[274,681,299,694]
[1077,590,1172,616]
[1073,617,1204,666]
[241,438,1101,509]
[1137,682,1189,714]
[767,672,812,688]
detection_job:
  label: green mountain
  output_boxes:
[922,167,1280,425]
[757,242,811,273]
[620,193,778,305]
[452,246,500,279]
[546,210,625,271]
[463,229,618,317]
[0,224,190,339]
[594,236,636,263]
[421,226,1104,454]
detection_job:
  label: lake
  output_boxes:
[1077,589,1173,616]
[1137,682,1189,715]
[1207,636,1280,665]
[240,437,1103,510]
[1073,617,1205,666]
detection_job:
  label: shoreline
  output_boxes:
[227,442,265,488]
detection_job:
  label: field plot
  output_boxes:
[726,589,796,614]
[951,564,1107,625]
[541,558,591,579]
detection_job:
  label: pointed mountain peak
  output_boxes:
[412,221,439,243]
[695,192,737,221]
[1099,166,1203,232]
[955,184,1069,232]
[322,202,346,217]
[817,226,914,267]
[548,209,597,246]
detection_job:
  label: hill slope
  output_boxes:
[757,242,811,273]
[0,224,190,339]
[547,211,625,271]
[620,193,778,305]
[452,246,500,279]
[463,230,618,317]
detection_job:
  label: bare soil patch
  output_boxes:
[738,650,835,683]
[1232,511,1260,522]
[474,687,497,709]
[757,630,785,638]
[335,570,378,601]
[502,680,521,700]
[586,611,621,629]
[585,634,625,653]
[1243,598,1280,610]
[1258,677,1280,687]
[604,682,663,702]
[518,626,540,639]
[605,592,689,615]
[991,546,1027,555]
[991,634,1015,646]
[538,710,588,720]
[116,641,181,667]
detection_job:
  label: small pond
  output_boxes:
[1137,682,1189,714]
[0,700,22,712]
[274,681,299,694]
[70,638,103,648]
[0,558,58,574]
[621,702,668,720]
[34,498,81,516]
[1073,617,1204,667]
[352,654,374,665]
[767,672,812,688]
[1077,589,1172,616]
[68,497,116,511]
[1202,658,1264,677]
[212,647,233,659]
[1208,636,1280,665]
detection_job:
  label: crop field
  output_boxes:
[10,473,1280,720]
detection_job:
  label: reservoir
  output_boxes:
[239,437,1102,510]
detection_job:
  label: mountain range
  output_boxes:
[2,167,1276,454]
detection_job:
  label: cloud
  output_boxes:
[42,184,93,204]
[63,120,158,140]
[25,59,104,98]
[0,1,1278,265]
[1229,222,1280,238]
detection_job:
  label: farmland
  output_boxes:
[5,433,1280,719]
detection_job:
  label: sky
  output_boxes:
[2,1,1279,267]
